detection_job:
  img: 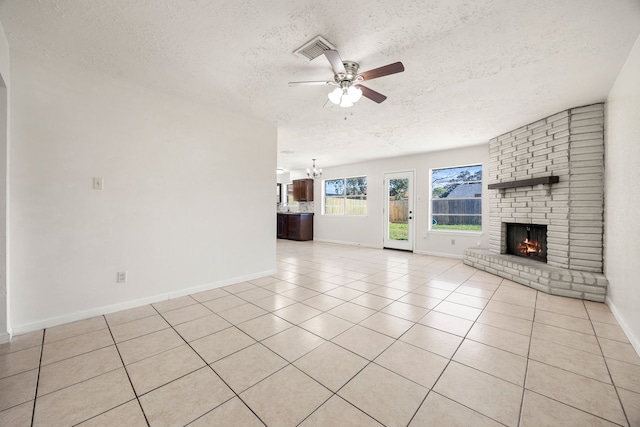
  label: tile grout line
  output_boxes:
[103,314,151,427]
[237,268,433,426]
[517,289,538,427]
[517,293,632,425]
[524,388,630,427]
[520,368,632,424]
[312,353,387,425]
[32,326,113,366]
[298,268,503,425]
[404,277,507,426]
[29,329,46,427]
[586,300,632,427]
[151,303,271,427]
[29,322,141,424]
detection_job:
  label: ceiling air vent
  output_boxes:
[293,35,336,61]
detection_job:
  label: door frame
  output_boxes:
[382,170,415,252]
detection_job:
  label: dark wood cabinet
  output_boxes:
[292,179,314,202]
[277,214,289,239]
[277,213,313,241]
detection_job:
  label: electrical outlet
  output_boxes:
[93,177,103,190]
[477,240,481,246]
[117,271,127,283]
[451,239,456,245]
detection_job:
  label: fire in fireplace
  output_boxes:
[506,223,547,263]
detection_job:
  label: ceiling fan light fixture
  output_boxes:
[329,85,361,108]
[347,86,362,102]
[339,95,354,108]
[328,87,342,105]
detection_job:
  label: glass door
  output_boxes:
[383,171,414,251]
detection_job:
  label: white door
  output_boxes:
[383,171,414,251]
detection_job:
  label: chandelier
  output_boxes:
[307,159,322,179]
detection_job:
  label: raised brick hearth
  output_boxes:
[464,104,608,301]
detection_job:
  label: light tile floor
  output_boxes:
[1,241,639,426]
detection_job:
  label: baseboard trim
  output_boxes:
[0,331,10,344]
[606,296,640,357]
[312,240,466,259]
[312,238,382,249]
[11,269,277,336]
[413,250,464,259]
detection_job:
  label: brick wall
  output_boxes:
[488,104,604,273]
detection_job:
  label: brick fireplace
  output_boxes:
[464,104,608,301]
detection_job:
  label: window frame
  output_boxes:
[322,175,368,216]
[429,164,483,233]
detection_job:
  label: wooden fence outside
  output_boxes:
[324,197,481,225]
[325,197,367,215]
[389,200,408,223]
[432,198,481,225]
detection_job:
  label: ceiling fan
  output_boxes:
[288,50,405,107]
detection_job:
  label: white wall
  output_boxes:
[0,19,9,343]
[0,20,8,79]
[9,51,276,333]
[312,144,489,257]
[276,172,291,185]
[605,34,640,353]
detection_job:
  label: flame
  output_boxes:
[516,238,542,256]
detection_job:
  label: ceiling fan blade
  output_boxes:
[357,84,387,103]
[358,62,405,81]
[288,81,335,86]
[323,50,346,76]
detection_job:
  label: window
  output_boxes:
[324,176,367,215]
[286,184,298,207]
[431,165,482,231]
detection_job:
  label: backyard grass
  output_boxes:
[389,223,482,240]
[389,222,408,240]
[432,224,482,231]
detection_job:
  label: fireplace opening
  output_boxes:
[506,223,547,263]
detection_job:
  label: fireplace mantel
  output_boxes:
[487,176,559,190]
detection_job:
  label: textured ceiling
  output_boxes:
[1,0,640,172]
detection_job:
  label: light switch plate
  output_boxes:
[93,177,103,190]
